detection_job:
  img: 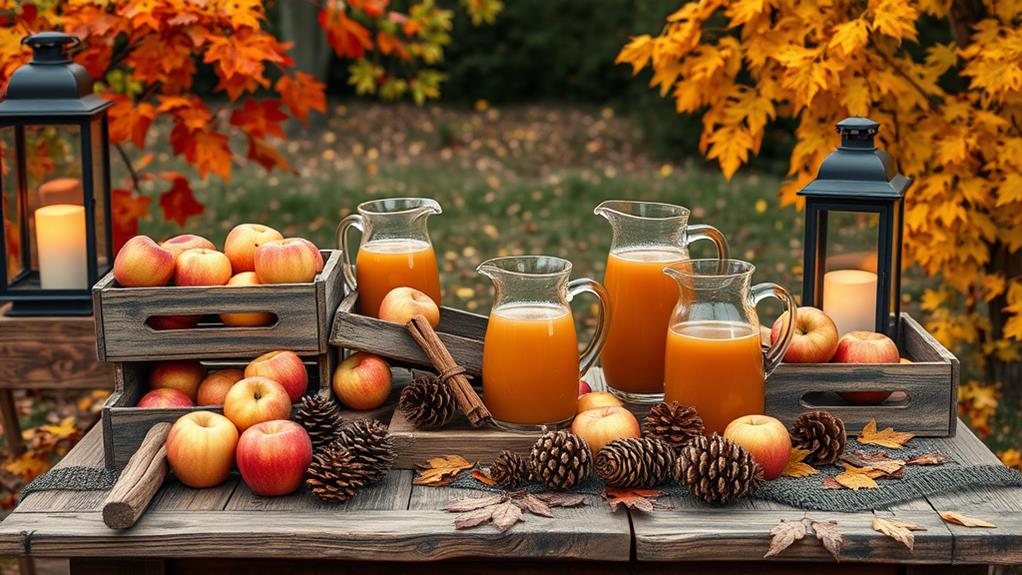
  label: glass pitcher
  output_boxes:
[477,256,610,431]
[336,198,442,317]
[662,259,797,435]
[594,200,729,403]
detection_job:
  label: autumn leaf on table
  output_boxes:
[602,488,671,512]
[872,516,927,550]
[512,493,553,517]
[413,454,475,486]
[906,453,949,466]
[858,419,915,449]
[834,463,879,490]
[782,447,818,478]
[822,476,845,490]
[844,452,905,477]
[471,468,496,487]
[939,512,997,528]
[533,492,586,508]
[811,519,843,560]
[764,518,808,558]
[446,492,569,533]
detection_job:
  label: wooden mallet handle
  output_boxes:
[102,422,172,529]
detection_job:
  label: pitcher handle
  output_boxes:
[335,214,364,292]
[567,277,611,377]
[750,282,798,378]
[685,224,730,261]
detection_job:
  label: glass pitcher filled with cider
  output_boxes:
[336,198,442,317]
[594,200,728,404]
[477,256,610,431]
[662,259,797,435]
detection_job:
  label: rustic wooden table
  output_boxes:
[0,416,1019,574]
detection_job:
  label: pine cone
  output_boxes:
[790,411,846,464]
[595,437,677,488]
[294,395,345,451]
[306,445,371,503]
[530,431,592,490]
[642,401,704,449]
[399,373,457,428]
[675,433,763,504]
[489,450,532,488]
[330,418,395,482]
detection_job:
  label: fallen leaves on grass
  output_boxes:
[939,512,997,528]
[872,516,927,550]
[858,419,915,449]
[413,454,475,486]
[834,463,880,490]
[602,488,671,512]
[445,491,586,532]
[765,517,843,559]
[782,448,818,478]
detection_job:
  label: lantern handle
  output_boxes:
[22,33,80,48]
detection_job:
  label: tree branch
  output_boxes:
[114,143,141,193]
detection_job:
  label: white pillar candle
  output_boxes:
[823,269,878,336]
[35,204,87,289]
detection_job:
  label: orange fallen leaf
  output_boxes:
[858,419,914,449]
[413,454,475,486]
[873,516,927,550]
[472,468,497,486]
[939,512,996,528]
[782,448,818,478]
[906,453,948,465]
[834,463,879,490]
[602,488,669,512]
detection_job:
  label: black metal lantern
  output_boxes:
[0,32,113,316]
[799,117,910,340]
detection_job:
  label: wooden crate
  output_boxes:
[101,350,336,469]
[93,250,344,362]
[765,313,959,437]
[328,290,486,374]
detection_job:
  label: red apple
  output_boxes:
[174,248,232,287]
[149,360,206,401]
[771,306,839,363]
[295,238,324,274]
[160,234,215,259]
[833,331,900,404]
[571,406,641,454]
[225,223,284,273]
[723,415,791,480]
[223,376,293,432]
[236,420,313,497]
[244,350,308,403]
[113,235,175,287]
[253,238,318,284]
[576,391,622,414]
[220,272,276,327]
[377,287,441,327]
[137,388,194,408]
[147,314,201,330]
[579,380,592,396]
[196,368,245,406]
[166,411,239,488]
[332,352,392,411]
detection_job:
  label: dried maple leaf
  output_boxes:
[858,419,914,449]
[534,492,586,507]
[454,506,496,529]
[602,488,664,512]
[471,468,497,486]
[782,448,818,478]
[444,495,504,513]
[844,453,905,477]
[834,463,879,490]
[491,501,526,532]
[413,454,475,486]
[811,519,843,560]
[939,512,996,528]
[872,516,927,550]
[515,493,553,517]
[822,476,845,490]
[906,453,948,466]
[764,518,808,558]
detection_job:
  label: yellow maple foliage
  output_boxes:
[858,419,915,449]
[617,0,1022,403]
[781,447,818,478]
[834,463,880,491]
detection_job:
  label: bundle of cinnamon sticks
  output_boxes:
[406,314,491,427]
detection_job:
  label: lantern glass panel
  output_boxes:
[1,127,21,284]
[821,210,881,336]
[88,116,108,269]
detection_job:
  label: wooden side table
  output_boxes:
[0,305,112,455]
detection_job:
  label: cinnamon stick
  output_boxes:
[407,314,491,427]
[102,422,171,529]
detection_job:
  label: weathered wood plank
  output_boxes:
[148,476,238,513]
[388,408,539,469]
[225,470,412,512]
[0,308,112,390]
[17,426,107,514]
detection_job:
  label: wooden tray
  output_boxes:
[101,350,336,469]
[92,250,344,362]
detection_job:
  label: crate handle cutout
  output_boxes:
[144,313,281,331]
[799,390,910,409]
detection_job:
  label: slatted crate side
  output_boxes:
[328,290,487,375]
[102,350,336,469]
[94,250,343,362]
[764,313,958,437]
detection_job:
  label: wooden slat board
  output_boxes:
[0,308,112,390]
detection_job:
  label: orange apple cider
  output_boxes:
[482,303,579,426]
[664,320,764,435]
[601,248,687,394]
[356,239,441,317]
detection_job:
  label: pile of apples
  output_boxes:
[113,224,323,329]
[769,305,905,404]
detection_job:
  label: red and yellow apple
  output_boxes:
[174,248,232,287]
[571,405,641,454]
[196,368,245,406]
[723,415,791,480]
[244,350,308,403]
[377,287,441,327]
[160,234,215,259]
[223,376,292,432]
[224,223,283,273]
[579,380,592,396]
[149,360,206,401]
[147,314,200,330]
[137,388,194,408]
[253,238,318,284]
[219,272,275,327]
[576,391,623,414]
[236,419,313,497]
[833,331,900,404]
[166,411,239,488]
[771,306,839,363]
[113,235,175,287]
[332,352,392,411]
[295,237,324,274]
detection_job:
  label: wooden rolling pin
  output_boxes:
[102,422,171,529]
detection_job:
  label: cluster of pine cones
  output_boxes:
[294,395,396,503]
[489,402,847,505]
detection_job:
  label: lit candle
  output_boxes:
[37,177,82,207]
[35,204,87,289]
[823,269,877,336]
